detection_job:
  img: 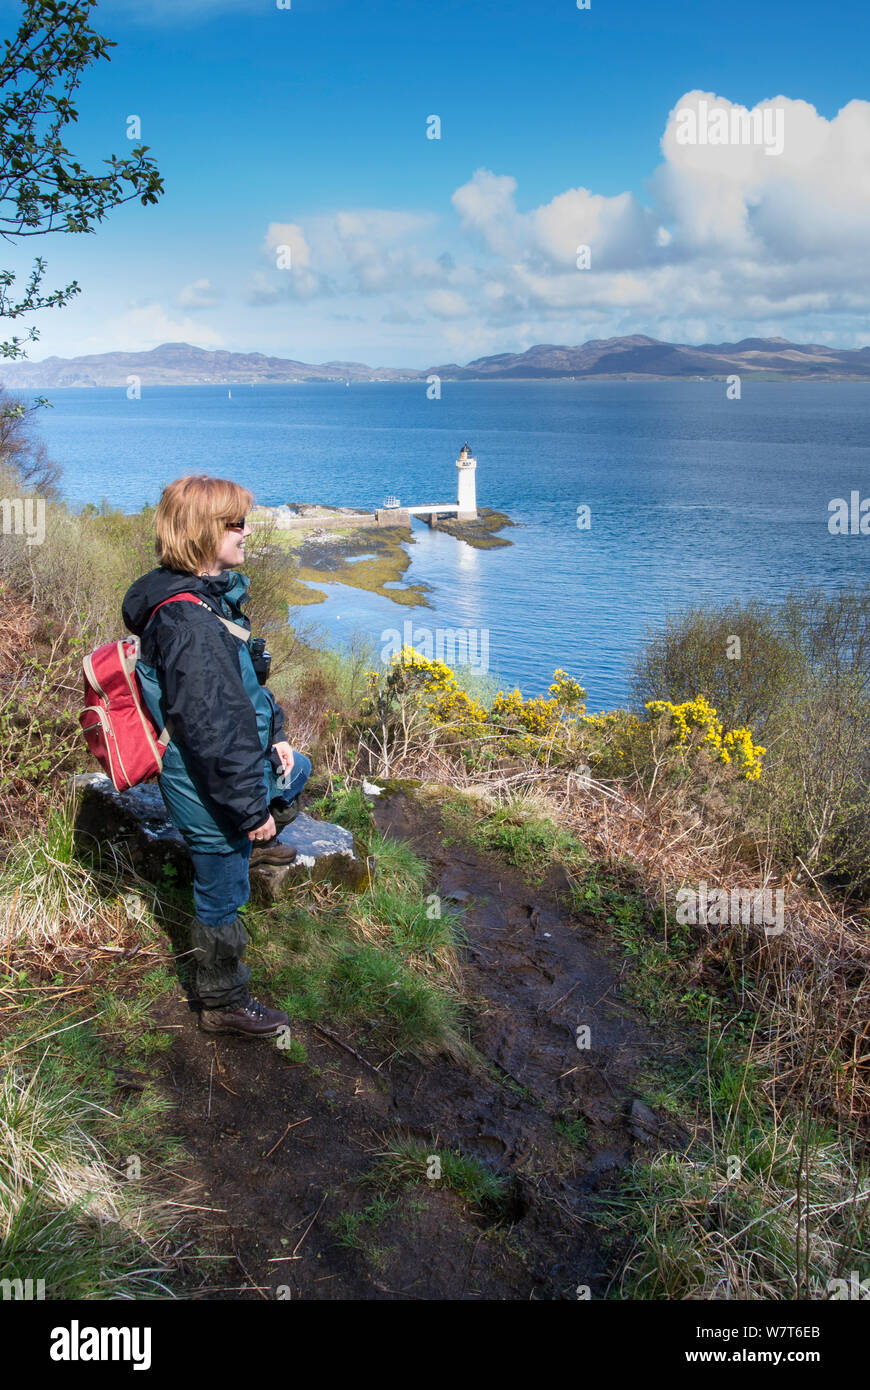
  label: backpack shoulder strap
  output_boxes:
[151,591,250,643]
[145,592,250,750]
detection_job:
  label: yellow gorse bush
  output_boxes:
[390,645,455,693]
[548,670,587,713]
[645,695,765,780]
[490,669,587,737]
[370,645,489,731]
[364,649,588,750]
[579,709,645,765]
[362,651,764,784]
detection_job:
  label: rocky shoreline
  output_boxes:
[250,501,515,549]
[248,504,515,609]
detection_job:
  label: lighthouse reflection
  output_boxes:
[456,538,480,574]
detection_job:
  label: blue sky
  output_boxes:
[2,0,869,366]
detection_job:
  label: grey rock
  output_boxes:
[71,773,365,897]
[73,773,191,885]
[252,813,369,900]
[75,773,185,845]
[280,812,353,864]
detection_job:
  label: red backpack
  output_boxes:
[78,593,247,791]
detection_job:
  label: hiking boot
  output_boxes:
[249,838,298,868]
[270,795,301,829]
[199,996,290,1038]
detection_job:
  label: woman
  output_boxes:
[122,475,311,1038]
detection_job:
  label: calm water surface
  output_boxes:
[37,380,870,708]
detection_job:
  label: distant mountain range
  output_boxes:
[3,335,870,387]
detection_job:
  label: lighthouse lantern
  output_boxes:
[456,442,478,520]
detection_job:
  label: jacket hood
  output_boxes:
[122,566,250,636]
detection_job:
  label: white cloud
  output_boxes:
[334,210,430,244]
[252,223,323,301]
[252,211,439,303]
[264,222,312,266]
[424,290,471,319]
[103,303,225,352]
[441,93,870,341]
[246,92,870,353]
[451,170,522,258]
[656,92,870,261]
[178,278,223,309]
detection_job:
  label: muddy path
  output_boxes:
[152,790,688,1300]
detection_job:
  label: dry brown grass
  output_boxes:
[552,778,870,1131]
[327,711,870,1135]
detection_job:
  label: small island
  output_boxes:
[247,503,515,608]
[246,443,515,605]
[429,506,516,548]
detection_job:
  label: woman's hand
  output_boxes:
[248,815,277,842]
[272,740,295,775]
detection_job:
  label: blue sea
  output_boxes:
[37,380,870,710]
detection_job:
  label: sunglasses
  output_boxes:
[225,518,247,531]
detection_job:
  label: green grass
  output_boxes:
[279,1036,308,1065]
[555,1115,589,1147]
[0,799,190,1300]
[91,964,182,1069]
[329,944,459,1052]
[598,1014,870,1300]
[359,881,466,964]
[263,919,463,1056]
[248,803,467,1056]
[367,829,428,891]
[251,848,466,1058]
[598,1108,869,1300]
[1,796,111,951]
[367,1135,511,1217]
[637,1058,701,1118]
[439,792,588,882]
[0,1004,179,1297]
[307,783,374,842]
[329,1193,399,1253]
[565,864,742,1027]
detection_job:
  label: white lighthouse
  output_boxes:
[456,441,478,520]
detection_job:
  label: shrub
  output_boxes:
[644,695,766,781]
[631,599,799,734]
[631,588,870,893]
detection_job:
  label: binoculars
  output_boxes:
[249,637,271,685]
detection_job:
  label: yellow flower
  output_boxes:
[645,696,764,780]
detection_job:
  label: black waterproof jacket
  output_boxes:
[122,566,286,849]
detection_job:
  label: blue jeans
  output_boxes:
[186,750,311,1009]
[190,840,254,928]
[187,844,253,1009]
[270,749,312,808]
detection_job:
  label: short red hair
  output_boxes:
[155,475,254,573]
